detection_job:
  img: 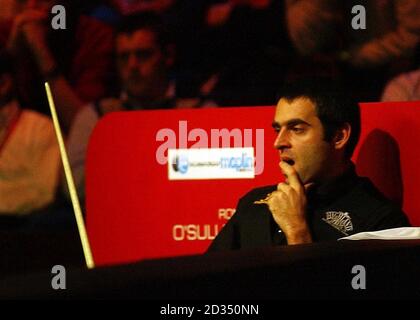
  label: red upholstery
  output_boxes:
[86,102,420,266]
[355,101,420,227]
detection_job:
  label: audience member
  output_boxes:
[0,0,115,132]
[0,50,60,217]
[66,12,215,200]
[286,0,420,102]
[174,0,293,106]
[111,0,175,15]
[381,69,420,102]
[382,46,420,101]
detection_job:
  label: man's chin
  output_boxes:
[127,86,147,96]
[126,89,152,102]
[285,172,310,186]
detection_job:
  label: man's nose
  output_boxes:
[127,53,140,69]
[273,128,291,150]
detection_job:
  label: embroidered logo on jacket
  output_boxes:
[322,211,354,236]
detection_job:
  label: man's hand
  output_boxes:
[267,161,312,244]
[7,8,55,75]
[8,9,47,50]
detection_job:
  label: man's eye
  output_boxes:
[291,127,304,133]
[273,127,280,133]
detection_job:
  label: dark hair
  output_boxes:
[278,77,361,159]
[116,12,170,50]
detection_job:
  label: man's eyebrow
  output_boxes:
[272,119,311,128]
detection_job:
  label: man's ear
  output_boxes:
[333,123,351,151]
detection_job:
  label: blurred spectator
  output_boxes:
[340,0,420,102]
[283,0,340,83]
[381,44,420,101]
[0,0,20,21]
[286,0,420,101]
[382,69,420,101]
[0,0,115,132]
[0,50,60,216]
[77,0,121,27]
[285,0,339,56]
[339,0,420,68]
[287,0,420,65]
[111,0,175,15]
[175,0,293,106]
[66,12,215,200]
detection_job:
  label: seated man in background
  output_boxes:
[285,0,420,102]
[381,36,420,102]
[66,12,214,200]
[381,68,420,102]
[208,78,410,252]
[0,50,60,217]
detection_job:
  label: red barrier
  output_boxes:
[86,102,420,266]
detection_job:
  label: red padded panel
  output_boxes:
[355,101,420,227]
[86,107,281,265]
[86,102,420,266]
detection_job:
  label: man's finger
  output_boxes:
[277,182,292,193]
[304,182,315,192]
[279,161,303,192]
[20,10,48,23]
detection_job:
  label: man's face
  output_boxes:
[116,29,167,100]
[273,97,334,185]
